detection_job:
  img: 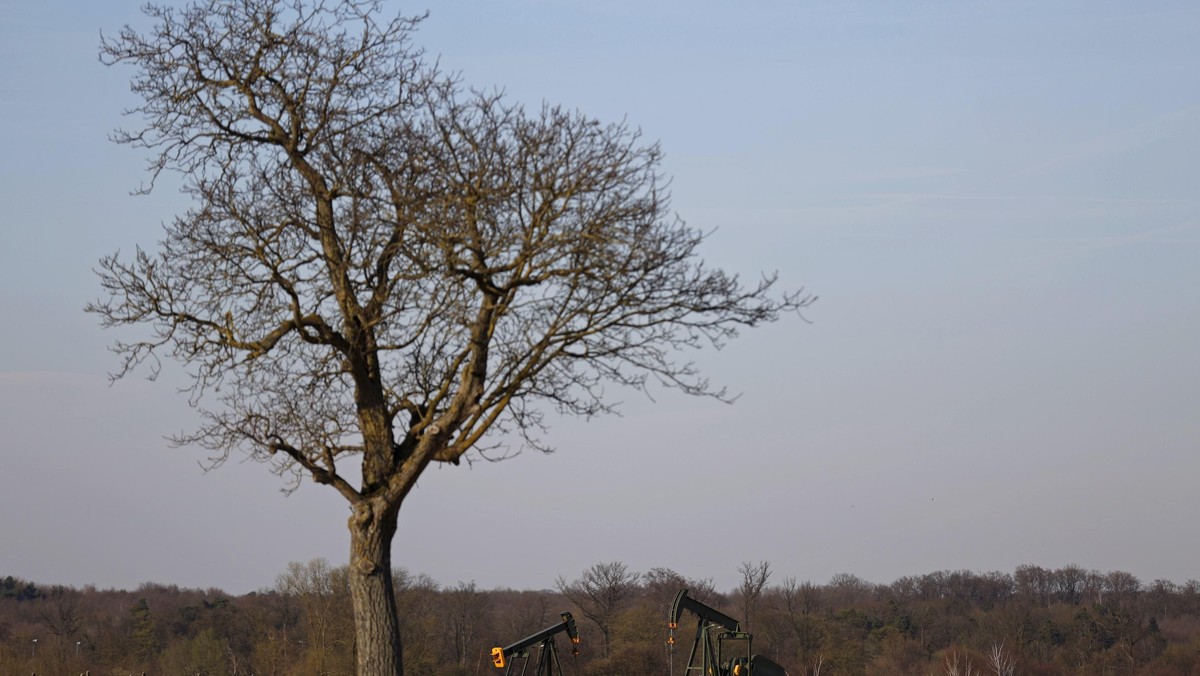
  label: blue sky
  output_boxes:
[1,1,1197,594]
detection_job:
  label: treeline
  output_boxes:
[1,562,1198,675]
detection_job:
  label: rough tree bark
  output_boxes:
[348,501,402,674]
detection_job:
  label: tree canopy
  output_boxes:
[92,0,809,497]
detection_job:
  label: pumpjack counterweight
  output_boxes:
[491,611,580,676]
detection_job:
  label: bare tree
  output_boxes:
[780,577,824,673]
[1052,564,1086,605]
[781,577,822,618]
[987,642,1016,676]
[942,649,978,676]
[493,590,552,642]
[38,588,84,663]
[736,561,771,630]
[276,559,352,673]
[1014,564,1053,607]
[643,567,716,615]
[442,581,490,669]
[390,569,441,673]
[556,562,641,659]
[1105,570,1142,606]
[91,1,811,673]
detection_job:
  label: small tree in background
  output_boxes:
[92,0,811,673]
[557,562,642,660]
[737,560,772,631]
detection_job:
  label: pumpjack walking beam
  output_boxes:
[491,612,580,676]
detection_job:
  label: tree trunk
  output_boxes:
[348,501,403,675]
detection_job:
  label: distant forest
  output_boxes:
[2,561,1198,675]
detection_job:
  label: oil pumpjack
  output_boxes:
[491,611,580,676]
[668,589,789,676]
